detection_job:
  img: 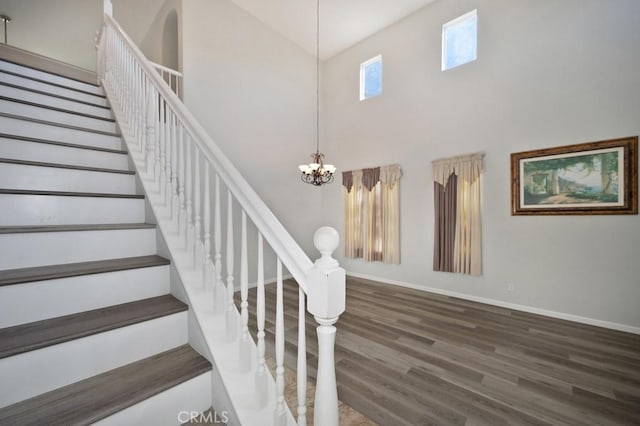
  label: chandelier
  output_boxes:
[298,0,335,186]
[299,152,336,186]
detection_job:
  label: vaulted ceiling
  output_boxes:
[231,0,436,59]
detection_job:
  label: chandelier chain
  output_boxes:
[316,0,320,154]
[297,0,335,186]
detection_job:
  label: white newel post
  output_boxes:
[307,227,346,426]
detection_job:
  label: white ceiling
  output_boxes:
[231,0,436,59]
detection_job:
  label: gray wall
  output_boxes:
[181,0,325,259]
[320,0,640,330]
[0,0,101,70]
[113,0,181,69]
[0,0,178,72]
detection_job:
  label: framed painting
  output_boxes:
[511,136,638,215]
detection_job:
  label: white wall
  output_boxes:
[0,0,101,70]
[181,0,324,259]
[321,0,640,329]
[112,0,181,69]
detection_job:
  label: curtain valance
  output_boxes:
[342,164,401,192]
[432,152,484,187]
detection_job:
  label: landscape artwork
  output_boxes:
[511,137,638,215]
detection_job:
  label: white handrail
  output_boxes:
[149,60,182,76]
[149,60,182,97]
[103,14,314,290]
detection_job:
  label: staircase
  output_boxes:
[0,58,213,424]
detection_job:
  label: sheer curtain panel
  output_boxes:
[343,164,401,264]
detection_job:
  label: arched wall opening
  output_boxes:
[161,9,179,71]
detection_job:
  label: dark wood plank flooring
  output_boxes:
[237,276,640,425]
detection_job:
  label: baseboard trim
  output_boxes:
[347,272,640,335]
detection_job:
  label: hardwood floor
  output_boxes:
[238,276,640,425]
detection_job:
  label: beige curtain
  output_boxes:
[343,164,401,264]
[432,152,484,276]
[344,169,363,259]
[379,164,401,264]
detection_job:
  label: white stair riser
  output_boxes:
[0,84,112,119]
[0,228,157,270]
[0,60,103,96]
[0,99,118,134]
[0,163,136,194]
[0,194,145,226]
[0,72,107,107]
[0,265,170,328]
[0,312,188,408]
[0,115,122,151]
[0,137,129,170]
[95,372,213,426]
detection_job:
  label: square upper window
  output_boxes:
[442,9,478,71]
[360,55,382,100]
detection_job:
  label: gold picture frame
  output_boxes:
[511,136,638,215]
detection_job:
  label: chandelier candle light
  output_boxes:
[299,0,335,186]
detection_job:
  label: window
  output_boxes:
[432,153,484,275]
[359,55,382,100]
[342,165,401,264]
[442,9,478,71]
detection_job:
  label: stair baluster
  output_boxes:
[169,112,179,225]
[274,258,286,425]
[122,50,128,120]
[225,190,236,340]
[135,64,143,146]
[144,82,155,176]
[193,147,202,270]
[159,99,167,198]
[134,65,142,154]
[203,162,213,286]
[152,93,161,186]
[164,106,173,207]
[178,124,187,238]
[185,138,194,253]
[255,232,267,407]
[239,211,251,370]
[126,52,133,124]
[214,173,224,314]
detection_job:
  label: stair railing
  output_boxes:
[97,2,345,426]
[149,61,182,98]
